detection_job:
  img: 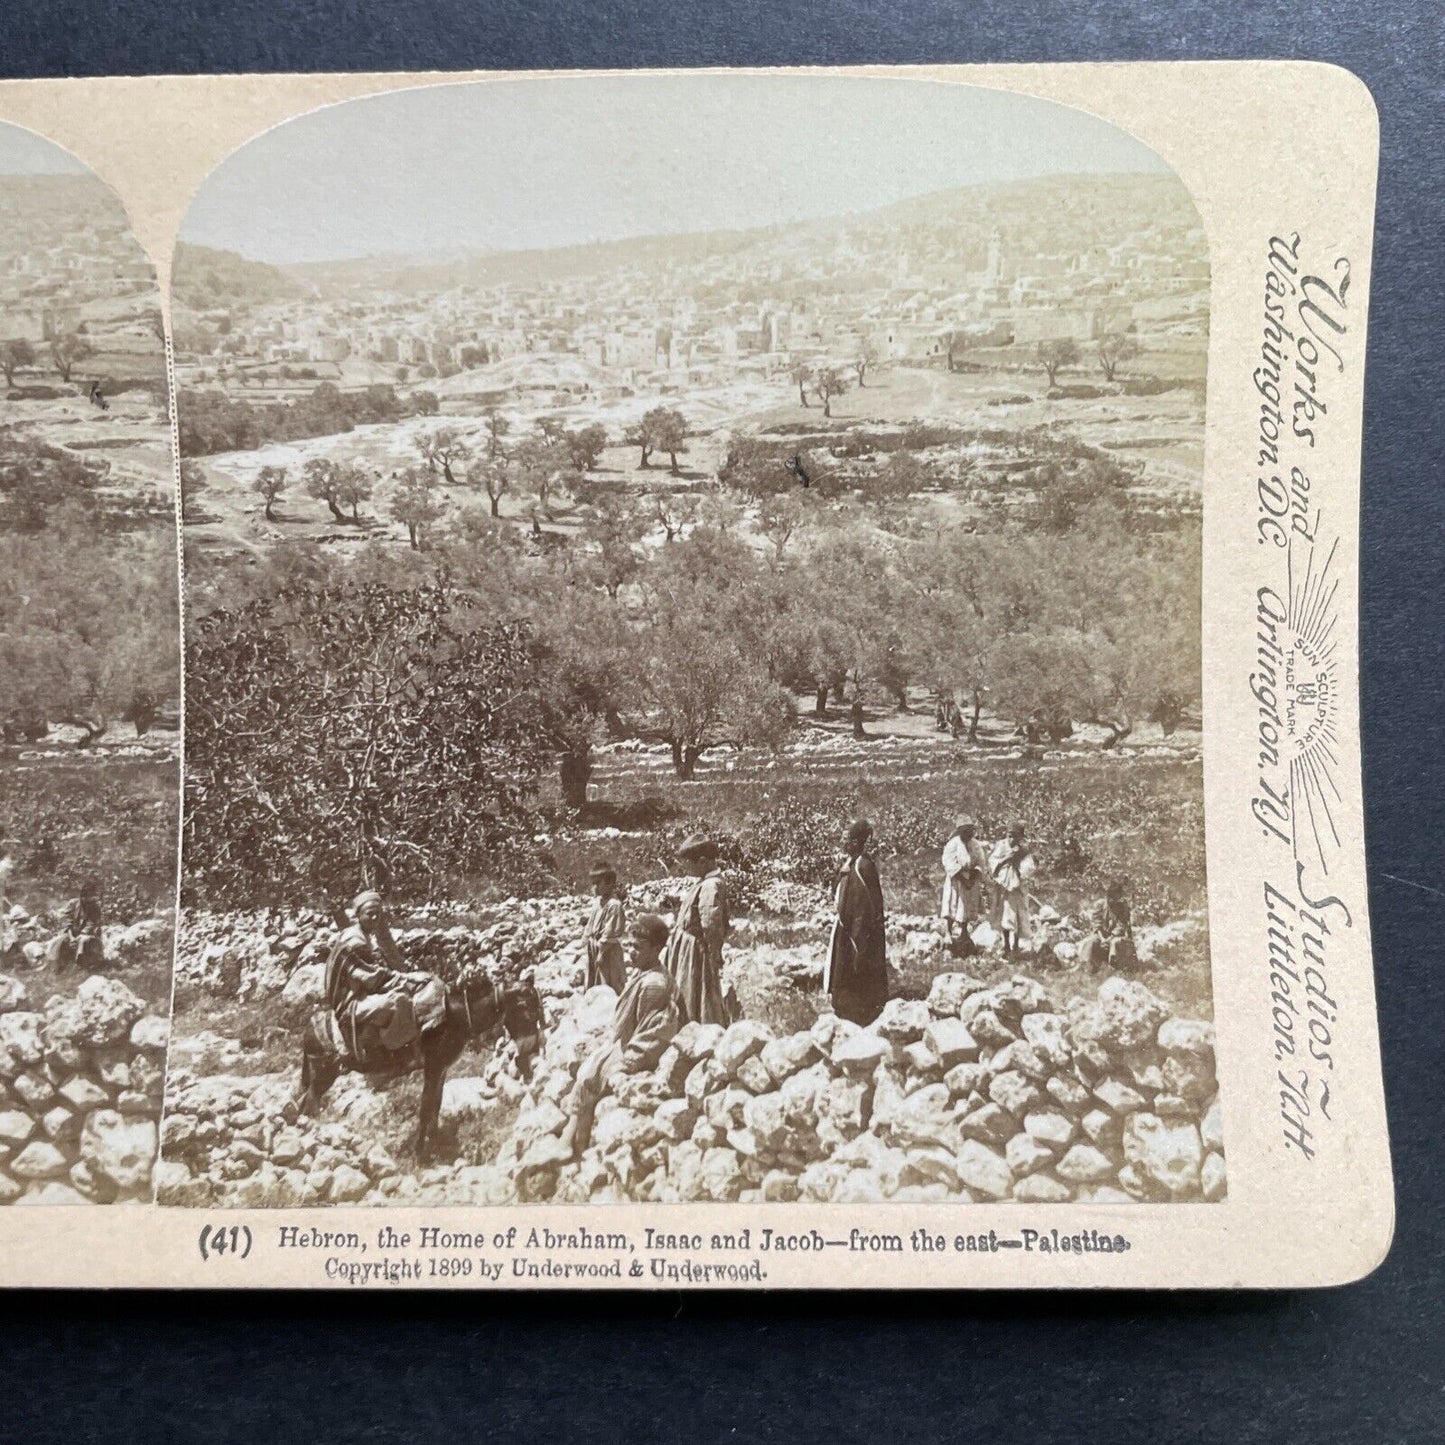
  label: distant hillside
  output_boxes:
[282,171,1200,299]
[287,227,764,297]
[172,242,304,312]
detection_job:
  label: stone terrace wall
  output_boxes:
[0,973,167,1204]
[505,973,1226,1206]
[158,897,1221,1210]
[172,896,631,1006]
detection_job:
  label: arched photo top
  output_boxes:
[0,119,172,518]
[176,73,1206,269]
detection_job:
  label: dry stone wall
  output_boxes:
[172,894,659,1006]
[505,972,1226,1206]
[0,972,167,1204]
[157,1066,534,1206]
[159,892,1222,1209]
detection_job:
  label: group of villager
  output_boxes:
[938,818,1136,970]
[311,821,1137,1159]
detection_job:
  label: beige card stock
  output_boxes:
[0,64,1389,1288]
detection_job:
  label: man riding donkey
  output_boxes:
[289,888,545,1156]
[324,890,448,1066]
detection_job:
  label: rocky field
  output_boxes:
[157,875,1218,1208]
[0,747,178,1207]
[503,968,1223,1206]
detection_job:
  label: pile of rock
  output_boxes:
[2,904,171,969]
[156,1073,398,1207]
[0,972,167,1204]
[155,1062,529,1208]
[502,972,1225,1206]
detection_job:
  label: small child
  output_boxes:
[1083,881,1138,973]
[582,861,626,992]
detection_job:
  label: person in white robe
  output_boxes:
[989,824,1037,957]
[939,818,988,952]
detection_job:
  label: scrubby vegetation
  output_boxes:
[184,417,1200,914]
[0,760,178,922]
[177,381,439,456]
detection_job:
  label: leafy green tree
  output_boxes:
[756,492,807,562]
[0,434,108,529]
[629,406,687,475]
[419,427,470,484]
[811,366,849,418]
[1096,332,1141,383]
[389,466,447,550]
[49,332,92,384]
[639,528,793,777]
[184,582,562,903]
[336,466,373,523]
[650,408,687,474]
[648,487,695,543]
[852,338,880,387]
[467,455,511,518]
[303,458,346,522]
[789,361,813,407]
[580,497,645,599]
[0,510,178,742]
[482,406,511,459]
[565,423,608,474]
[514,434,572,518]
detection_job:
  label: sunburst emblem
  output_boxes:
[1284,531,1343,874]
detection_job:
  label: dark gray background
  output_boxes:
[1,4,1441,1441]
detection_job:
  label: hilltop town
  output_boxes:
[173,173,1205,399]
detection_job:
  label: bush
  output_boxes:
[184,581,567,908]
[177,381,431,457]
[0,760,178,922]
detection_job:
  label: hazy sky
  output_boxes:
[180,75,1170,265]
[0,122,88,175]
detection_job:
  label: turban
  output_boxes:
[352,889,384,916]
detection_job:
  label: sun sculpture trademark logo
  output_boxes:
[1254,531,1346,882]
[1281,535,1343,877]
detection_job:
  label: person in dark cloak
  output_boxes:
[824,818,889,1025]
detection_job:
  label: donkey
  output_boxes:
[291,966,545,1161]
